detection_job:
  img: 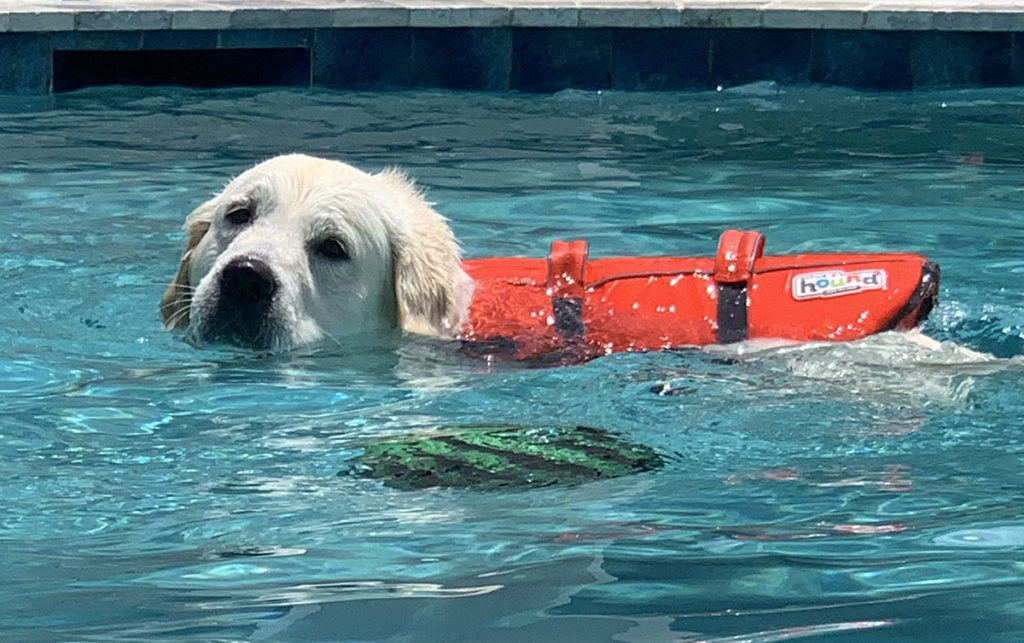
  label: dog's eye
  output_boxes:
[314,238,350,262]
[225,207,253,226]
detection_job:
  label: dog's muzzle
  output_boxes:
[201,256,280,349]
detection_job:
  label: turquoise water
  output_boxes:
[2,85,1024,641]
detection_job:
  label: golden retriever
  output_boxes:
[161,154,474,351]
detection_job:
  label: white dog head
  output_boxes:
[160,154,473,352]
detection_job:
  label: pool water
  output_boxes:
[2,85,1024,642]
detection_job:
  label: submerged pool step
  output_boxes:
[2,0,1024,93]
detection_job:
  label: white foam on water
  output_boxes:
[705,330,1022,407]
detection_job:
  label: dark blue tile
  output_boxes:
[612,29,713,90]
[313,28,411,89]
[1014,34,1024,85]
[811,30,912,89]
[712,29,813,87]
[411,28,511,90]
[912,32,1011,87]
[512,28,611,92]
[0,34,51,94]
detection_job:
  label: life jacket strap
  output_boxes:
[547,240,588,340]
[714,229,765,343]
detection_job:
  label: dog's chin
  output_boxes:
[186,321,404,356]
[186,300,295,353]
[187,319,285,353]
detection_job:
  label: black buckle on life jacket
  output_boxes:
[714,230,765,344]
[880,260,940,332]
[547,240,588,340]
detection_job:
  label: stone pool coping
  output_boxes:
[3,1,1024,93]
[1,0,1024,33]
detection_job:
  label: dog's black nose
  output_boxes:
[219,256,278,308]
[204,256,280,349]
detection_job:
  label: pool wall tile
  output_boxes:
[51,31,144,51]
[9,12,74,33]
[6,13,1024,94]
[679,9,764,29]
[408,8,511,28]
[862,11,934,31]
[170,10,232,31]
[333,8,410,28]
[76,11,171,32]
[810,30,912,89]
[713,28,814,86]
[511,8,579,28]
[0,33,50,93]
[229,9,287,29]
[218,28,312,49]
[762,9,864,30]
[141,30,220,51]
[313,28,411,88]
[230,9,333,30]
[579,9,683,29]
[410,28,512,89]
[910,32,1012,87]
[611,29,713,90]
[512,28,612,92]
[932,11,1024,33]
[1013,34,1024,85]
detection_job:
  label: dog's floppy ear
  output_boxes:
[380,170,473,337]
[159,198,216,330]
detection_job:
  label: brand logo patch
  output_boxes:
[792,269,887,300]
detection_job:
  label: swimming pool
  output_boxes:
[2,85,1023,641]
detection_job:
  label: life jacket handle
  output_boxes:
[547,240,588,340]
[715,229,765,282]
[714,230,765,343]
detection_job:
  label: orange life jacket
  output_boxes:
[458,229,939,362]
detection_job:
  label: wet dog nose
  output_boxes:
[219,256,278,307]
[203,256,280,349]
